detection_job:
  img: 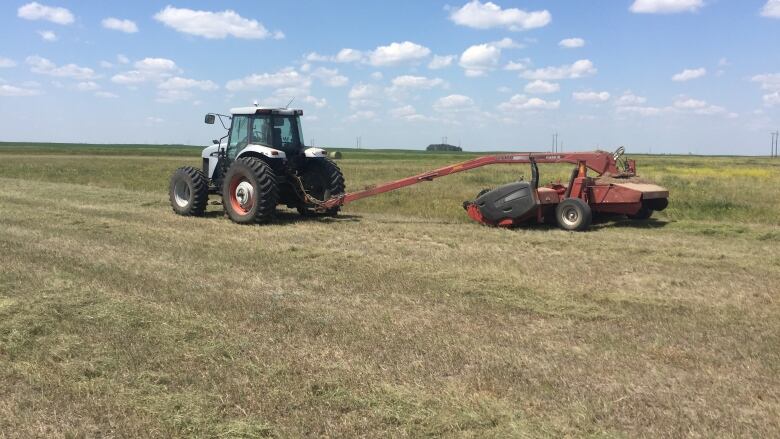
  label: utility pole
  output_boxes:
[772,131,779,157]
[551,132,559,153]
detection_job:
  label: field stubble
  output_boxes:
[0,146,778,437]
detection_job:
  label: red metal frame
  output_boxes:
[319,151,627,210]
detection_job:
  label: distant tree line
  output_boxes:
[426,143,462,152]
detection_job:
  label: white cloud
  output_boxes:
[368,41,430,66]
[348,83,379,100]
[673,98,707,109]
[75,81,100,91]
[348,83,381,109]
[390,105,417,118]
[674,97,729,115]
[751,73,780,91]
[346,110,376,122]
[370,72,383,80]
[616,106,667,116]
[617,97,731,117]
[615,91,647,106]
[304,52,329,62]
[311,67,348,87]
[763,0,780,17]
[336,48,364,63]
[153,6,281,39]
[117,54,130,64]
[629,0,704,14]
[559,38,585,48]
[112,57,180,85]
[459,39,519,77]
[225,68,310,92]
[303,95,327,108]
[95,91,118,98]
[433,94,475,112]
[38,30,57,42]
[0,84,42,96]
[524,80,559,94]
[305,42,432,67]
[134,57,178,72]
[672,67,706,81]
[26,55,96,80]
[764,91,780,106]
[390,75,445,89]
[573,91,610,102]
[520,59,597,80]
[102,17,138,33]
[460,44,500,77]
[305,48,363,64]
[449,0,551,31]
[99,60,114,69]
[504,58,531,71]
[429,55,455,69]
[158,76,218,91]
[17,2,74,25]
[0,57,16,68]
[498,94,559,111]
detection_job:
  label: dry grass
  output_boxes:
[0,146,779,437]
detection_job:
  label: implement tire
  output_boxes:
[169,166,208,217]
[556,198,592,231]
[222,157,278,224]
[296,158,345,217]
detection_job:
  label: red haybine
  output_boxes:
[315,147,668,231]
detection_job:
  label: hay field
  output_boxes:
[0,144,778,437]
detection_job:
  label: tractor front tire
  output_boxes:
[556,198,592,231]
[222,157,278,224]
[296,158,345,217]
[169,166,209,217]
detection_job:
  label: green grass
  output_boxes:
[1,144,779,437]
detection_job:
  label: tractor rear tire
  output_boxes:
[169,166,209,217]
[222,157,278,224]
[555,198,592,231]
[296,158,345,217]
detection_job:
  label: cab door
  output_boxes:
[226,115,250,164]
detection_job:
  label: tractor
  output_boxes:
[168,106,344,223]
[170,107,669,231]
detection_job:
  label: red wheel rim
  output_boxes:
[229,175,254,214]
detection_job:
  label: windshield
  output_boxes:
[251,115,304,153]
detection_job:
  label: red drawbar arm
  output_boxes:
[319,151,621,209]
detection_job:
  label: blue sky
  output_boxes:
[1,0,779,154]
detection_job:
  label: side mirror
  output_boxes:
[212,139,219,144]
[204,114,216,124]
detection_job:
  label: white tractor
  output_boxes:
[169,107,344,223]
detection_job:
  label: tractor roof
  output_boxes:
[230,107,302,116]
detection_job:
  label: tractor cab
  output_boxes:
[206,107,307,159]
[202,107,328,184]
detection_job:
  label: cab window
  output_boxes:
[227,115,249,160]
[251,116,271,146]
[271,116,302,152]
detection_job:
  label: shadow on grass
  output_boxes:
[202,208,362,224]
[590,215,669,230]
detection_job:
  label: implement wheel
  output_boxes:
[169,166,208,217]
[556,198,592,231]
[627,206,653,220]
[296,158,345,217]
[222,157,278,224]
